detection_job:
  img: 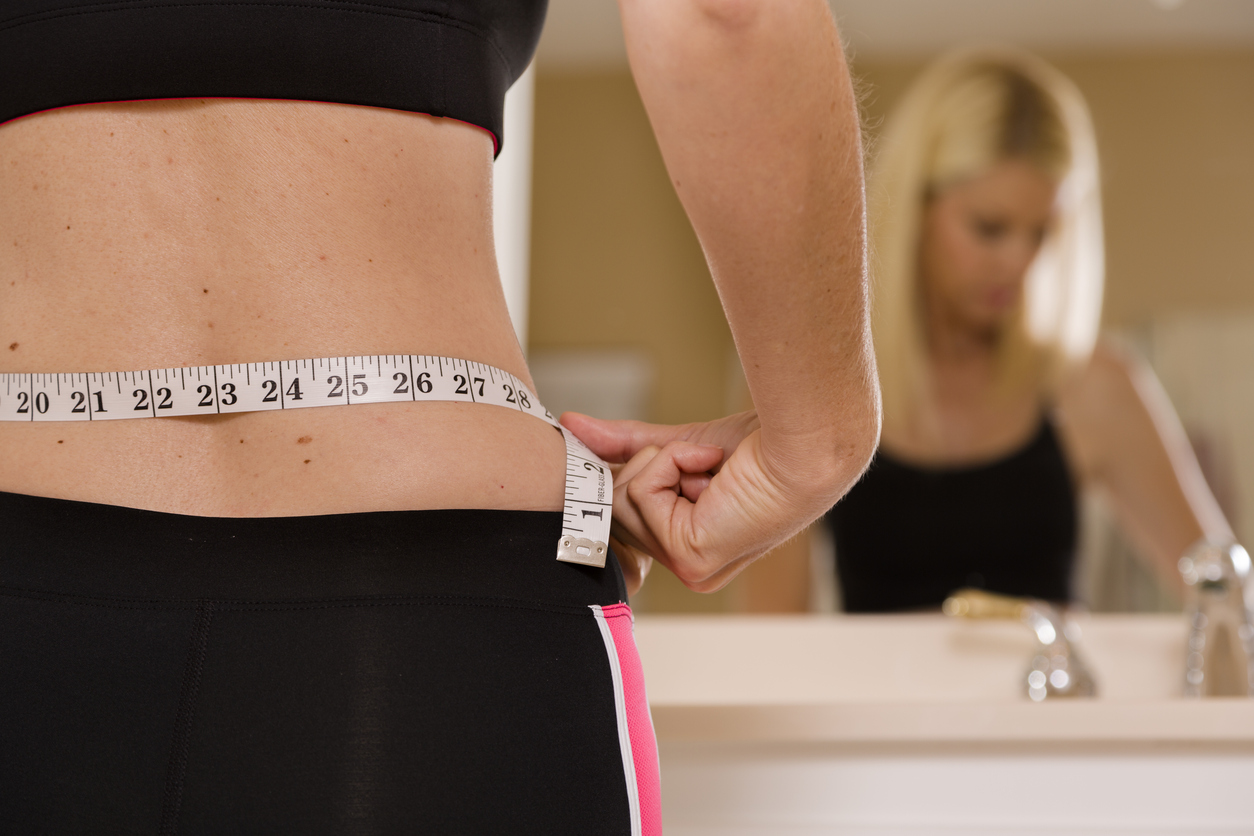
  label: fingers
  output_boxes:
[622,440,725,563]
[562,413,789,598]
[618,442,712,502]
[605,440,720,563]
[606,444,667,560]
[679,472,712,501]
[560,412,692,464]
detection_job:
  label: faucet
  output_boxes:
[943,588,1097,701]
[1178,540,1254,697]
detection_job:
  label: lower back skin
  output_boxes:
[0,99,565,517]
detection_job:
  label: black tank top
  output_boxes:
[828,418,1078,612]
[0,0,547,154]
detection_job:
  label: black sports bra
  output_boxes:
[0,0,547,154]
[828,417,1078,612]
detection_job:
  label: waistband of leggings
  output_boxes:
[0,491,626,607]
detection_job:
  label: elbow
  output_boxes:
[823,355,882,498]
[780,381,881,510]
[827,367,882,499]
[823,398,881,501]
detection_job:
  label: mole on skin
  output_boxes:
[297,436,312,444]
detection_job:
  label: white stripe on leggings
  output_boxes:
[590,604,641,836]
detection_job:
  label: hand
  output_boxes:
[589,414,756,597]
[561,410,829,593]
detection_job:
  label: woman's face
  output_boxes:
[918,158,1058,334]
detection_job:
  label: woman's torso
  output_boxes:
[0,99,565,516]
[830,413,1079,611]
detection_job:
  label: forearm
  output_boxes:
[619,0,880,502]
[1109,360,1234,582]
[1070,345,1234,590]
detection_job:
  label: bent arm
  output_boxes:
[617,0,880,501]
[1059,343,1232,592]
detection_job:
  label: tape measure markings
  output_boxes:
[0,354,610,567]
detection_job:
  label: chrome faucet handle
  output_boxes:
[1179,540,1254,697]
[944,588,1097,701]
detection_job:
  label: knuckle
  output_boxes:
[673,562,712,590]
[626,479,648,502]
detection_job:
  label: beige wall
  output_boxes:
[529,72,733,427]
[529,49,1254,613]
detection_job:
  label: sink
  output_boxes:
[635,614,1254,835]
[638,613,1190,703]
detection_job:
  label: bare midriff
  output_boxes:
[0,99,566,517]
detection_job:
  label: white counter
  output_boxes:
[635,615,1254,835]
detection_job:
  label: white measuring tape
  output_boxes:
[0,355,611,568]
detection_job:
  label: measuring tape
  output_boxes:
[0,355,611,568]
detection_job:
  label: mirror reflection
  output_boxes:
[529,1,1254,617]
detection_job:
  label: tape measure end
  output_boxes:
[556,536,608,569]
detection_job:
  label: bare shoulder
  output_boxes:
[1054,341,1149,481]
[1058,341,1144,425]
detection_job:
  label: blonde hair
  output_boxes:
[869,48,1103,429]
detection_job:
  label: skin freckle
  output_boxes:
[207,322,213,328]
[297,436,313,444]
[8,343,16,351]
[304,459,311,464]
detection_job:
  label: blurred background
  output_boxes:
[512,0,1254,614]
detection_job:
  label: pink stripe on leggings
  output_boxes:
[591,603,661,836]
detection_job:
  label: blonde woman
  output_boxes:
[838,48,1235,612]
[741,49,1230,613]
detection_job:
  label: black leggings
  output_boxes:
[0,492,661,835]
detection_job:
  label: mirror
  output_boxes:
[527,0,1254,614]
